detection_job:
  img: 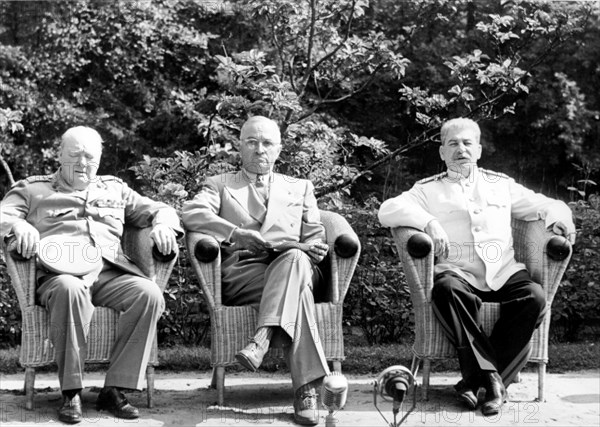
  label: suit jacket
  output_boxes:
[0,171,182,283]
[182,170,325,293]
[183,170,324,246]
[378,167,574,291]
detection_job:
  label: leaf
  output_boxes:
[448,85,461,95]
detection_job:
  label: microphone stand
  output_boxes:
[373,382,419,427]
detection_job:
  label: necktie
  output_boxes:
[254,174,268,201]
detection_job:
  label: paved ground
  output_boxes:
[0,369,598,426]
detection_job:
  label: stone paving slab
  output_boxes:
[0,370,598,426]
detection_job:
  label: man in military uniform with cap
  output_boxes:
[378,118,576,416]
[0,126,182,424]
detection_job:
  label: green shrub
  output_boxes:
[553,194,600,342]
[0,255,21,349]
[130,150,215,346]
[340,197,415,345]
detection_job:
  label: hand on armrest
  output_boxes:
[424,219,448,258]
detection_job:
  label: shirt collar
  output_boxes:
[51,170,72,192]
[446,164,479,183]
[241,168,272,184]
[51,168,107,192]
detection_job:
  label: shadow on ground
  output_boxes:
[0,370,598,426]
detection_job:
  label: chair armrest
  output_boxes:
[390,227,435,304]
[320,210,361,304]
[511,219,572,304]
[121,226,179,292]
[185,231,221,310]
[1,237,37,309]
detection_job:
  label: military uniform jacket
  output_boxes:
[0,171,182,280]
[378,167,574,291]
[182,170,325,256]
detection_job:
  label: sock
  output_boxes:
[62,389,82,399]
[253,326,274,349]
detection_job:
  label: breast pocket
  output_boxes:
[43,208,78,221]
[486,195,508,209]
[97,207,125,223]
[484,194,510,225]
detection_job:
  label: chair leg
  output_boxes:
[212,366,225,406]
[410,355,420,377]
[210,366,218,389]
[538,362,546,402]
[146,366,155,408]
[421,359,431,401]
[24,367,35,410]
[332,361,342,373]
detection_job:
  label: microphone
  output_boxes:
[373,365,417,426]
[384,369,412,405]
[321,372,348,427]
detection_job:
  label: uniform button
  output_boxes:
[473,226,482,232]
[473,209,482,214]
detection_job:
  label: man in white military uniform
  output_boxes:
[378,118,575,416]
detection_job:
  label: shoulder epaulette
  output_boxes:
[22,175,52,184]
[99,175,124,184]
[480,169,509,179]
[417,172,447,185]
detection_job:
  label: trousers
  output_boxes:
[224,248,330,391]
[37,263,165,391]
[431,270,546,387]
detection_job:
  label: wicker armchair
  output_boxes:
[186,210,360,406]
[2,226,178,410]
[390,219,572,401]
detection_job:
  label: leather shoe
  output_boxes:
[58,392,82,424]
[481,372,507,416]
[96,386,139,419]
[235,342,267,372]
[293,380,319,425]
[454,379,478,410]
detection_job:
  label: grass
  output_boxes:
[0,342,597,375]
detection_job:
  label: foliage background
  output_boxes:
[0,0,598,348]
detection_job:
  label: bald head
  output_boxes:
[240,116,281,143]
[239,116,282,174]
[59,126,103,190]
[60,126,103,151]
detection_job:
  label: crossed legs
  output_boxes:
[232,249,329,425]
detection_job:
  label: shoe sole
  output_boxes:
[96,402,139,419]
[458,393,478,410]
[293,415,318,426]
[481,396,508,416]
[57,414,82,424]
[235,353,258,372]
